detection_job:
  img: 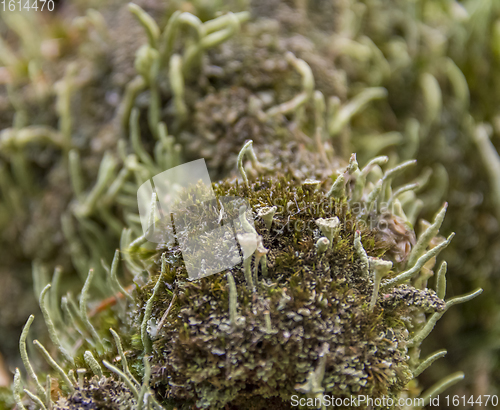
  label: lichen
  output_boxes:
[11,149,482,409]
[0,0,497,408]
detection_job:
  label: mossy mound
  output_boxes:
[116,168,449,409]
[1,0,497,408]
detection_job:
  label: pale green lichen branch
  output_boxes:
[119,76,147,132]
[445,57,470,109]
[313,91,331,166]
[354,231,369,278]
[380,159,417,203]
[84,350,103,377]
[314,90,326,133]
[198,12,244,53]
[360,156,389,177]
[0,126,64,151]
[472,123,500,221]
[328,87,387,137]
[68,369,77,386]
[266,52,314,117]
[61,296,87,345]
[39,284,74,365]
[45,375,51,409]
[54,63,77,150]
[237,140,263,188]
[418,371,464,408]
[369,258,393,311]
[236,232,257,292]
[75,152,117,218]
[384,159,417,181]
[80,269,105,352]
[121,228,147,277]
[408,288,483,347]
[110,328,140,386]
[128,3,160,48]
[326,174,346,199]
[23,389,47,410]
[13,368,26,410]
[159,10,206,66]
[364,178,383,213]
[237,141,251,189]
[19,315,45,397]
[381,233,454,289]
[102,157,134,207]
[413,349,447,378]
[387,182,420,210]
[419,72,442,127]
[436,261,447,300]
[407,202,448,268]
[183,12,247,74]
[33,340,74,393]
[86,9,109,42]
[50,266,64,328]
[106,249,134,303]
[142,270,164,354]
[137,372,150,410]
[352,155,389,201]
[203,11,250,34]
[137,357,157,410]
[159,11,182,65]
[169,54,188,121]
[68,149,85,203]
[130,108,157,172]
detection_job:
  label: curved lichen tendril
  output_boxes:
[408,288,483,347]
[19,315,46,397]
[418,371,465,407]
[39,284,74,365]
[33,340,75,393]
[80,269,105,352]
[141,270,164,354]
[413,349,447,378]
[237,140,262,188]
[381,233,454,289]
[110,328,140,387]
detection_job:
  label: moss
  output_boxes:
[50,160,455,409]
[130,172,434,408]
[0,0,496,408]
[12,152,475,409]
[55,378,137,410]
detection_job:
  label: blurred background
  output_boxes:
[0,0,499,408]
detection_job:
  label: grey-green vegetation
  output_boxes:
[0,0,498,409]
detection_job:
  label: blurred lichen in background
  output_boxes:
[0,0,499,409]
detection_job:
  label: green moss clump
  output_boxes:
[55,378,136,410]
[12,149,480,410]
